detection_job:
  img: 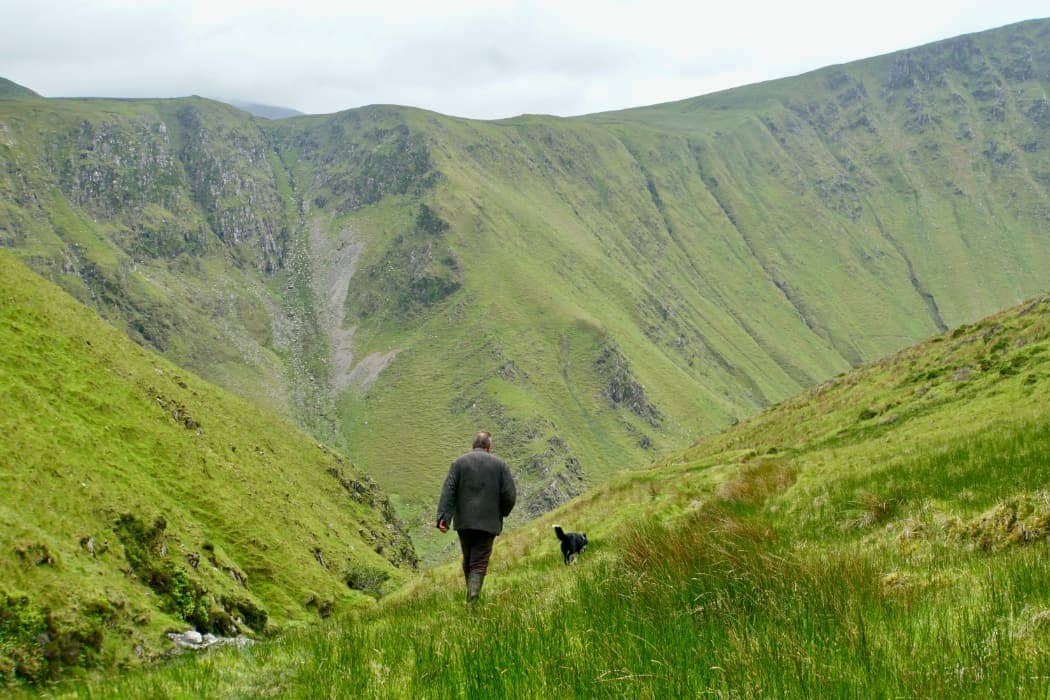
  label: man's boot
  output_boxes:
[466,572,485,603]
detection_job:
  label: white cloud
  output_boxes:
[0,0,1046,118]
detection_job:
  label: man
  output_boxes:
[436,431,516,603]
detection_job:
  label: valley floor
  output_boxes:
[20,296,1050,698]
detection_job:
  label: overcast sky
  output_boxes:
[1,1,1046,120]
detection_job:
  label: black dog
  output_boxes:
[553,525,588,565]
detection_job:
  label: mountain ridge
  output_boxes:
[222,98,304,120]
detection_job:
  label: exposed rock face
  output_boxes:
[40,103,292,271]
[595,344,662,428]
[526,453,585,517]
[52,118,182,215]
[327,467,418,569]
[512,435,584,517]
[278,109,438,214]
[173,104,291,273]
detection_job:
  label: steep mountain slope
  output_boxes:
[0,78,38,98]
[0,93,318,424]
[0,251,414,683]
[66,294,1050,696]
[1,19,1049,560]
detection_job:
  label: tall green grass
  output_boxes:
[52,411,1050,698]
[63,523,1050,698]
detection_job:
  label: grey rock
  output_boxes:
[167,629,255,651]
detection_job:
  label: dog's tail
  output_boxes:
[553,524,566,541]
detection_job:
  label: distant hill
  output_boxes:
[0,250,414,682]
[0,77,39,98]
[224,98,304,119]
[0,19,1047,562]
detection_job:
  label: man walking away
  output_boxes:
[436,431,516,603]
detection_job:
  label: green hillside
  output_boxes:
[53,294,1050,696]
[0,78,38,98]
[1,19,1049,561]
[0,251,414,684]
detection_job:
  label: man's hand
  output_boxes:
[437,519,449,533]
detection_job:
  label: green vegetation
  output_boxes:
[34,294,1049,697]
[2,26,1050,691]
[0,251,414,684]
[3,21,1050,559]
[0,79,38,98]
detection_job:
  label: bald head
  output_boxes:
[472,431,492,450]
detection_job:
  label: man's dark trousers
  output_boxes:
[458,529,495,580]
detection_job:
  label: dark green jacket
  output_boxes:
[436,449,516,535]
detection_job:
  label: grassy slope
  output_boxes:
[58,294,1050,697]
[0,251,413,684]
[595,18,1050,331]
[2,20,1049,564]
[0,79,38,98]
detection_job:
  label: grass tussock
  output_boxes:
[841,489,902,530]
[951,492,1050,551]
[715,458,798,505]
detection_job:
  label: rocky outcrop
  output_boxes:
[41,103,292,271]
[171,103,291,272]
[595,344,662,428]
[523,436,586,517]
[274,108,438,214]
[327,467,418,569]
[167,629,253,651]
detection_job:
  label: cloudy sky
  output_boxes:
[1,1,1046,119]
